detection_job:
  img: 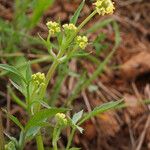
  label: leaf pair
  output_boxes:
[0,62,32,97]
[4,107,69,142]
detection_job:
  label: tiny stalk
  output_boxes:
[77,10,97,31]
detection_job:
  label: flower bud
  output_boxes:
[76,36,88,49]
[31,72,46,86]
[63,23,77,32]
[94,0,115,15]
[55,113,68,126]
[46,21,60,35]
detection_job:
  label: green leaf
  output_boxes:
[8,114,24,131]
[70,0,85,25]
[25,127,40,141]
[25,108,69,131]
[68,111,84,133]
[29,100,51,110]
[26,61,32,83]
[8,86,27,109]
[3,109,24,131]
[93,33,108,56]
[29,0,54,29]
[76,125,84,133]
[79,100,123,125]
[0,64,26,83]
[10,80,24,95]
[4,133,18,146]
[113,21,121,47]
[25,122,50,140]
[72,110,83,124]
[74,51,91,57]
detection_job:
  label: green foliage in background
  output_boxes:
[0,0,54,53]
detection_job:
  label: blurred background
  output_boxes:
[0,0,150,149]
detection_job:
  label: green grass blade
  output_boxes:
[79,100,123,125]
[0,64,26,83]
[29,0,54,29]
[0,56,51,77]
[113,21,121,47]
[85,18,113,34]
[3,109,24,131]
[70,0,85,25]
[8,86,27,109]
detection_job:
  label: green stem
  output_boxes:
[41,48,66,99]
[8,87,27,110]
[36,131,44,150]
[26,84,31,114]
[45,61,59,88]
[77,10,97,31]
[66,128,76,150]
[52,125,61,150]
[31,36,64,150]
[18,131,26,150]
[27,84,44,150]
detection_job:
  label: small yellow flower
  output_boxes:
[55,113,68,126]
[46,21,60,35]
[76,36,88,49]
[63,23,77,32]
[32,72,46,86]
[94,0,115,15]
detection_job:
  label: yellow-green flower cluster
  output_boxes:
[76,36,88,49]
[46,21,60,35]
[63,23,77,32]
[55,113,68,126]
[32,72,46,87]
[94,0,115,15]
